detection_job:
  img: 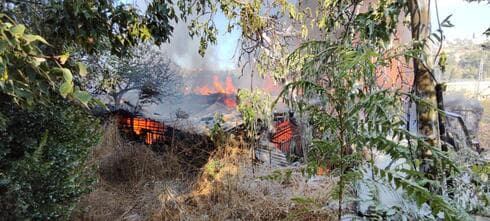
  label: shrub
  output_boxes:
[0,97,102,220]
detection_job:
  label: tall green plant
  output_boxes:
[280,41,468,221]
[175,0,487,218]
[0,97,102,220]
[272,1,468,219]
[237,89,273,142]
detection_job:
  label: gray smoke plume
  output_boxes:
[160,21,239,72]
[127,0,239,73]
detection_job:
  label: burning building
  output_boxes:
[116,110,166,145]
[192,75,237,108]
[270,112,303,156]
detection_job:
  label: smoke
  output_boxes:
[126,0,239,72]
[126,0,283,97]
[162,22,239,72]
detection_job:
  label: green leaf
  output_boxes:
[38,129,49,149]
[59,81,73,98]
[11,24,26,36]
[440,15,454,28]
[0,64,7,81]
[23,34,49,45]
[60,68,73,82]
[77,62,88,77]
[73,87,91,105]
[59,53,70,65]
[0,40,8,53]
[484,27,490,36]
[32,57,46,67]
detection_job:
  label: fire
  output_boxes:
[225,76,235,94]
[224,75,237,107]
[193,74,237,108]
[122,117,165,145]
[212,75,226,93]
[271,120,302,155]
[262,76,281,95]
[195,86,213,95]
[223,97,237,108]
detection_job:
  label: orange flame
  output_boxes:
[212,75,226,93]
[195,86,213,95]
[124,117,165,144]
[263,76,281,95]
[225,76,235,94]
[193,75,237,108]
[224,97,237,108]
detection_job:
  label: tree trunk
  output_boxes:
[111,88,137,110]
[112,93,122,110]
[408,0,440,177]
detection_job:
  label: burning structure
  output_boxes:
[193,75,237,108]
[113,74,241,149]
[270,112,303,156]
[110,70,306,167]
[112,67,484,170]
[116,110,166,145]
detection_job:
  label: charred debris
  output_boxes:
[106,106,305,168]
[100,82,485,171]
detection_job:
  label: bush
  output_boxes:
[0,97,102,220]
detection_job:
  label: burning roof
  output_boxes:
[193,75,237,108]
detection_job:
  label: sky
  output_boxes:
[123,0,490,71]
[432,0,490,41]
[183,0,490,71]
[122,0,240,71]
[160,12,241,72]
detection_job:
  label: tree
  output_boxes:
[181,0,478,219]
[0,1,188,220]
[0,0,195,107]
[0,96,101,220]
[84,44,182,110]
[2,0,178,56]
[408,0,441,179]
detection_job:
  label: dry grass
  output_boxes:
[72,119,193,221]
[72,119,335,221]
[154,138,336,221]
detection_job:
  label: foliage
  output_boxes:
[0,1,194,220]
[0,0,186,113]
[283,40,468,218]
[0,97,102,220]
[176,0,490,219]
[449,170,490,216]
[449,149,490,216]
[0,14,91,106]
[472,163,490,177]
[262,1,470,220]
[237,89,273,140]
[3,0,178,56]
[0,0,197,111]
[174,0,300,77]
[210,113,226,147]
[282,40,408,218]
